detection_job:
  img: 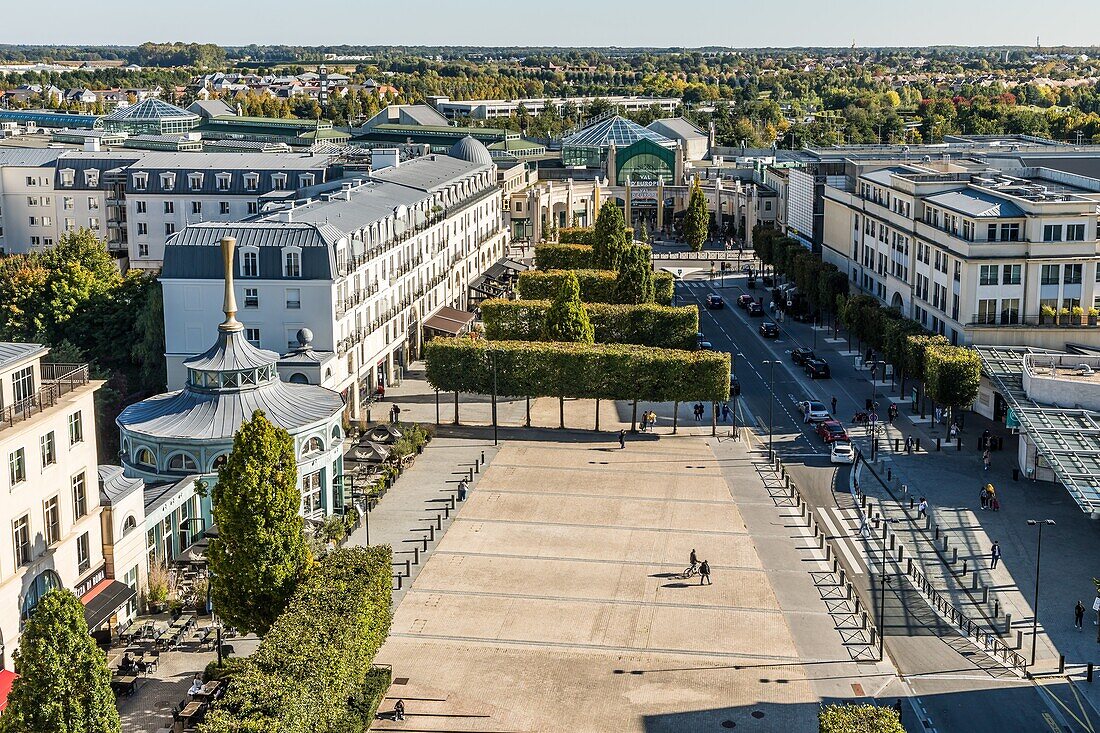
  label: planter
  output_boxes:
[1090,315,1098,327]
[147,600,167,614]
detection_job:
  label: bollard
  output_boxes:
[481,450,485,465]
[475,460,479,474]
[887,467,892,481]
[443,505,450,519]
[1088,662,1094,682]
[894,438,900,452]
[405,559,411,577]
[896,545,903,562]
[414,546,420,564]
[907,558,913,575]
[846,583,852,600]
[1017,630,1024,649]
[435,514,443,530]
[395,574,403,590]
[982,586,989,603]
[450,495,456,510]
[839,568,847,586]
[1060,655,1066,674]
[942,535,948,551]
[889,534,896,550]
[468,468,474,482]
[854,596,861,614]
[1004,613,1012,635]
[786,475,791,488]
[421,535,429,551]
[826,544,832,561]
[910,497,915,509]
[426,525,436,541]
[916,438,921,452]
[994,599,1000,617]
[972,573,980,591]
[862,611,868,629]
[937,437,941,451]
[935,525,940,541]
[952,547,958,564]
[861,494,868,509]
[956,438,961,452]
[962,559,968,576]
[832,557,838,573]
[870,627,877,647]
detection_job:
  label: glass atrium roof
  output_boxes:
[102,98,198,122]
[562,115,675,150]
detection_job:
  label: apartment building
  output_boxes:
[0,149,65,254]
[159,138,508,418]
[822,163,1100,348]
[430,95,681,120]
[0,344,133,669]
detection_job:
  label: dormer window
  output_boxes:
[84,169,99,187]
[240,246,259,277]
[299,173,315,188]
[160,172,176,190]
[135,447,156,468]
[283,247,302,278]
[188,173,203,191]
[244,173,259,191]
[271,173,287,191]
[216,173,232,191]
[133,172,147,190]
[59,168,75,187]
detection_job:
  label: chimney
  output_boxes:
[84,137,101,152]
[219,237,243,333]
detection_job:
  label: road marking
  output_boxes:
[817,508,864,575]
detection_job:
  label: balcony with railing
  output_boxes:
[1,363,92,433]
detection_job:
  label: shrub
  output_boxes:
[557,227,595,245]
[481,299,698,349]
[425,337,730,403]
[518,269,674,306]
[534,243,594,270]
[199,547,393,733]
[818,703,904,733]
[357,666,393,724]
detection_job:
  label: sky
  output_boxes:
[6,0,1100,48]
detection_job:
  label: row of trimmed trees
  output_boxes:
[753,226,850,323]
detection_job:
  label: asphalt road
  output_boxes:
[679,272,1096,733]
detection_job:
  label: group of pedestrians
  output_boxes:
[639,410,658,432]
[687,548,712,585]
[692,403,707,422]
[979,483,1000,511]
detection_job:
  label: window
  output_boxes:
[13,516,30,566]
[136,200,147,214]
[1001,223,1020,242]
[189,173,203,191]
[12,365,34,404]
[986,223,998,241]
[68,411,84,445]
[979,265,999,286]
[302,471,323,515]
[87,197,98,210]
[286,288,301,309]
[301,437,324,457]
[245,174,259,191]
[9,449,26,485]
[164,201,174,214]
[220,202,230,215]
[1003,264,1021,285]
[1041,264,1060,285]
[217,174,231,191]
[245,328,260,346]
[135,447,155,467]
[244,287,259,308]
[191,201,202,215]
[72,472,87,519]
[64,218,75,232]
[63,196,74,210]
[299,174,315,188]
[137,222,148,236]
[977,298,998,324]
[247,201,258,215]
[28,216,38,227]
[1065,264,1083,284]
[133,174,147,191]
[1000,298,1020,324]
[1043,224,1063,242]
[30,236,41,248]
[77,532,90,573]
[122,515,138,536]
[284,250,301,278]
[44,497,60,545]
[88,217,100,231]
[167,453,198,471]
[1067,223,1086,241]
[241,249,258,277]
[165,222,175,236]
[40,431,55,468]
[139,243,149,257]
[272,174,286,191]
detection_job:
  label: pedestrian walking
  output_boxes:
[989,540,1001,569]
[858,513,871,538]
[639,411,648,432]
[983,449,992,471]
[457,477,468,502]
[1076,600,1086,630]
[893,699,903,718]
[394,699,405,721]
[649,411,657,431]
[917,497,928,517]
[888,404,898,424]
[949,422,959,443]
[618,429,626,449]
[979,485,990,510]
[831,396,838,415]
[390,403,401,424]
[699,559,712,585]
[904,435,913,454]
[721,403,730,423]
[981,428,991,451]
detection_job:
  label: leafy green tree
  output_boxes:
[924,345,982,425]
[683,179,710,252]
[592,201,629,271]
[614,245,655,305]
[208,410,311,635]
[0,589,120,733]
[542,273,594,343]
[819,703,903,733]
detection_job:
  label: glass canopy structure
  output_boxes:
[100,98,200,135]
[561,115,676,168]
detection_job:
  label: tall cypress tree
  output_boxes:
[543,272,594,343]
[208,410,311,635]
[592,201,629,271]
[1,589,120,733]
[614,245,655,305]
[683,179,710,252]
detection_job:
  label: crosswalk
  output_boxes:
[817,506,868,576]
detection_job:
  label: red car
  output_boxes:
[737,294,755,309]
[816,419,849,444]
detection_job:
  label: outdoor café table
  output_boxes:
[112,674,138,695]
[194,680,221,701]
[141,653,159,671]
[172,614,194,629]
[179,701,204,727]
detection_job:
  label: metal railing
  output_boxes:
[1,363,91,432]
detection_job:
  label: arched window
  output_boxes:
[301,436,325,457]
[331,425,342,442]
[135,447,156,468]
[122,514,138,536]
[289,372,309,384]
[167,452,198,471]
[210,454,228,471]
[21,570,62,621]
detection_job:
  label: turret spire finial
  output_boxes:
[219,236,242,332]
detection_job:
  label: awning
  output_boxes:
[424,306,475,336]
[0,670,17,712]
[81,579,137,631]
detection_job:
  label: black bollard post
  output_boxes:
[887,467,892,481]
[1088,663,1094,682]
[956,438,962,452]
[916,438,921,452]
[414,546,420,564]
[894,438,900,452]
[481,450,485,465]
[937,437,941,451]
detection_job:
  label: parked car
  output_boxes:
[696,331,706,343]
[759,321,779,338]
[705,294,724,309]
[747,301,764,317]
[797,400,830,423]
[805,358,831,379]
[740,264,753,273]
[816,419,849,444]
[698,340,714,351]
[791,347,815,365]
[830,441,855,464]
[737,294,755,309]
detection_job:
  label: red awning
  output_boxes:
[0,669,18,712]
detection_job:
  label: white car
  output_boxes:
[830,441,855,464]
[798,400,830,423]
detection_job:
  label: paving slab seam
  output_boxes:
[429,550,762,571]
[449,517,750,535]
[404,587,786,614]
[471,488,738,504]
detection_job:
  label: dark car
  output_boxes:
[805,358,831,379]
[737,294,755,309]
[747,301,764,317]
[698,340,714,351]
[759,321,779,338]
[730,375,741,396]
[762,275,775,287]
[705,294,724,309]
[791,347,815,365]
[816,419,849,444]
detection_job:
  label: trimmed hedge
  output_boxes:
[424,337,730,403]
[481,298,698,350]
[518,269,675,306]
[534,243,594,270]
[819,704,904,733]
[557,227,595,245]
[199,547,393,733]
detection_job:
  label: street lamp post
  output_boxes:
[763,360,776,456]
[1026,519,1056,668]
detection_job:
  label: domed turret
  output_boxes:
[448,136,493,166]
